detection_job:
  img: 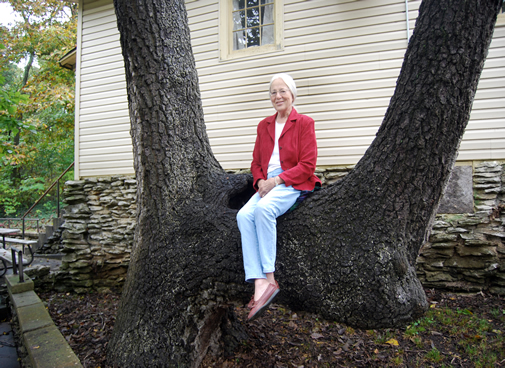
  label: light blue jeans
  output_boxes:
[237,168,301,283]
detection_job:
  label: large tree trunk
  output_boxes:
[108,0,502,366]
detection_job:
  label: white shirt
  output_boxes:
[267,120,284,173]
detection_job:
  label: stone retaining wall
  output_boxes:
[55,162,505,294]
[417,162,505,294]
[59,177,137,292]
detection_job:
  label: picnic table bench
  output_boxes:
[0,229,37,277]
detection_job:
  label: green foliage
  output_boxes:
[404,304,505,367]
[0,74,29,134]
[426,348,443,363]
[0,1,76,217]
[0,177,21,215]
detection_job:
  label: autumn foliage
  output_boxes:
[0,0,77,217]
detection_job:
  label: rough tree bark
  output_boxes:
[108,0,502,366]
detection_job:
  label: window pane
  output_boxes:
[230,0,275,52]
[261,4,274,24]
[233,30,247,50]
[261,25,274,45]
[247,27,260,47]
[233,0,244,11]
[233,10,245,30]
[247,7,260,28]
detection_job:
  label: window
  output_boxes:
[220,0,283,60]
[232,0,274,50]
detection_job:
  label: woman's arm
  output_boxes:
[278,117,318,187]
[251,123,267,190]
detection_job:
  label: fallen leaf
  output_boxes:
[311,332,324,340]
[342,342,350,352]
[385,338,399,346]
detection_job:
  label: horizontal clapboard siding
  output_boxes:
[77,0,134,177]
[76,0,505,177]
[197,0,416,168]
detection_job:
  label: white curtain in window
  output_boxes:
[233,30,247,50]
[233,0,274,50]
[261,24,274,46]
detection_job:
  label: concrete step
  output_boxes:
[45,225,54,237]
[37,218,65,253]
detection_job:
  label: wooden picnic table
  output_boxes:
[0,228,20,249]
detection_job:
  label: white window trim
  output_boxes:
[219,0,284,61]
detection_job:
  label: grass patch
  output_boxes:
[426,348,443,363]
[402,300,505,367]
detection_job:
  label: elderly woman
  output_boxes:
[237,73,321,321]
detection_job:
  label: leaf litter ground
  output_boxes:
[39,289,504,367]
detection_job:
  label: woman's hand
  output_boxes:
[257,178,276,197]
[257,176,284,197]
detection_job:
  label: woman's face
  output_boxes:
[270,78,294,115]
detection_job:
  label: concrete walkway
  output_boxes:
[0,254,72,368]
[0,320,20,368]
[4,274,82,368]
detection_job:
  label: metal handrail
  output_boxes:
[21,162,74,237]
[0,218,40,234]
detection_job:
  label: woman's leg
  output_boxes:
[237,193,265,282]
[253,183,301,277]
[237,167,300,308]
[250,182,300,300]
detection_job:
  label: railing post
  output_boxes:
[11,249,17,275]
[18,251,24,282]
[57,179,60,218]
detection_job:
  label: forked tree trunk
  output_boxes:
[108,0,502,366]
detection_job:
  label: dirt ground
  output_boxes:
[39,289,505,368]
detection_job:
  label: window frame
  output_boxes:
[219,0,284,60]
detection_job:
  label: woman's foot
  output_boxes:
[248,281,278,309]
[247,282,280,321]
[247,295,255,309]
[253,278,272,301]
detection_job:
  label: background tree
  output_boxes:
[108,0,502,366]
[0,0,76,217]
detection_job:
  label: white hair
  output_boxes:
[269,73,297,101]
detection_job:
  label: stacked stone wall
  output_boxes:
[57,162,505,294]
[417,162,505,294]
[60,177,137,292]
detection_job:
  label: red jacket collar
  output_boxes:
[266,108,299,140]
[265,107,299,124]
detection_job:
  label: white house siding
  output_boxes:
[196,0,415,168]
[77,0,133,178]
[462,17,505,161]
[76,0,505,177]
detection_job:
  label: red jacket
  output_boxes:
[251,108,321,191]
